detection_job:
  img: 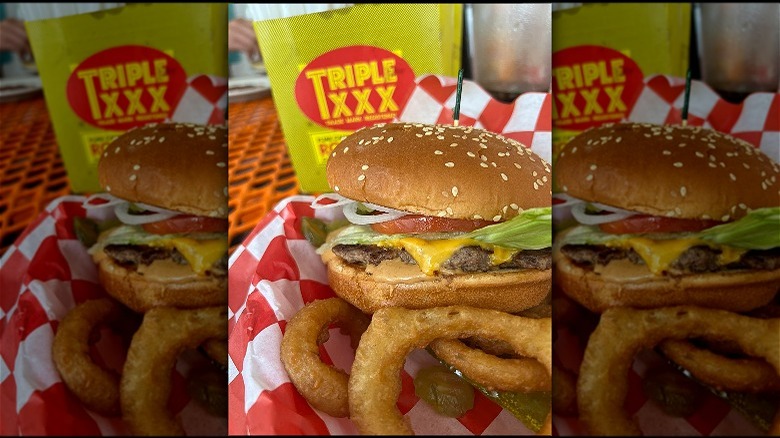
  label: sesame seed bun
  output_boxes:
[323,122,552,313]
[552,243,780,313]
[555,122,779,221]
[323,249,551,314]
[94,250,227,313]
[98,122,228,218]
[327,122,551,222]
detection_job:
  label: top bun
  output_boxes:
[326,122,551,222]
[98,122,228,218]
[555,122,780,221]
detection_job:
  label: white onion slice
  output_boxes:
[82,193,127,210]
[342,202,407,225]
[114,202,179,225]
[551,193,581,209]
[311,193,353,209]
[570,201,636,225]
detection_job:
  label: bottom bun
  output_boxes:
[96,257,227,313]
[553,251,780,314]
[324,254,551,314]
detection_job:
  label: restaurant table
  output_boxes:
[0,94,301,257]
[227,95,301,251]
[0,97,69,257]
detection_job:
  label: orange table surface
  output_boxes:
[227,96,301,250]
[0,95,301,257]
[0,97,70,257]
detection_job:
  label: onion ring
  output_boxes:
[51,298,124,416]
[120,306,227,436]
[279,298,370,418]
[578,306,780,436]
[552,364,578,417]
[202,338,228,372]
[659,339,780,393]
[348,306,551,435]
[429,338,550,393]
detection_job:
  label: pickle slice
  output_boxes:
[414,365,475,418]
[427,348,551,432]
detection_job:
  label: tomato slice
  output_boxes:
[142,215,228,235]
[370,215,495,234]
[598,215,723,234]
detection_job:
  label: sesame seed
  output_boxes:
[388,137,394,143]
[586,174,594,181]
[446,207,454,215]
[533,182,539,190]
[721,215,730,221]
[217,162,226,168]
[115,147,121,153]
[590,164,597,170]
[467,151,476,158]
[450,143,458,147]
[334,185,340,192]
[452,186,459,196]
[106,185,111,191]
[435,150,444,155]
[358,174,366,181]
[663,150,671,155]
[680,186,687,196]
[480,162,488,168]
[445,162,455,168]
[514,163,521,169]
[159,137,166,143]
[500,173,508,181]
[729,173,736,181]
[129,174,137,181]
[206,150,215,155]
[493,215,502,221]
[673,162,683,168]
[416,134,423,138]
[361,165,369,170]
[343,147,349,153]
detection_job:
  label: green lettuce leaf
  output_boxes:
[90,225,224,254]
[318,207,552,252]
[699,207,780,250]
[556,207,780,250]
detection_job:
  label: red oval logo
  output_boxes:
[295,45,416,130]
[552,45,644,131]
[66,45,187,131]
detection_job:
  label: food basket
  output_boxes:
[227,75,553,434]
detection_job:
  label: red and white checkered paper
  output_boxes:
[552,75,779,436]
[170,74,228,126]
[228,79,552,435]
[0,197,228,436]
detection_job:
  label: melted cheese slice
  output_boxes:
[605,237,747,275]
[148,237,227,275]
[378,237,518,275]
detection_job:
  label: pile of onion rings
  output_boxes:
[51,299,227,435]
[279,299,553,435]
[577,306,780,436]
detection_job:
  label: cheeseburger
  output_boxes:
[312,122,552,313]
[553,122,780,313]
[85,122,228,312]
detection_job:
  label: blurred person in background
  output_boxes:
[0,3,31,77]
[228,3,262,77]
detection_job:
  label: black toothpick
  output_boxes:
[453,69,464,126]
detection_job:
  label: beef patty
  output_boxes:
[332,244,551,273]
[104,244,228,277]
[560,244,780,273]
